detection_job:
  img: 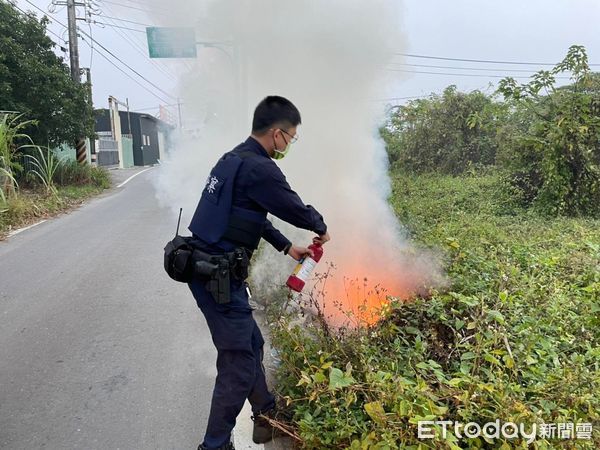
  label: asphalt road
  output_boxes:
[0,168,279,450]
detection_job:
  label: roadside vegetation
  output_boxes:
[0,3,106,239]
[0,114,110,238]
[266,46,600,449]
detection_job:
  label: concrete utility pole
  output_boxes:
[66,0,88,164]
[177,98,183,129]
[66,0,80,82]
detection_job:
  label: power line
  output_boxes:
[136,102,181,111]
[385,68,570,80]
[396,52,600,67]
[94,3,178,81]
[23,0,68,27]
[77,27,176,100]
[91,20,145,33]
[96,0,168,14]
[13,1,68,45]
[25,0,175,99]
[95,14,153,27]
[79,34,171,104]
[386,62,555,74]
[374,95,428,103]
[103,0,162,7]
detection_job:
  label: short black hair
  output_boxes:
[252,96,301,135]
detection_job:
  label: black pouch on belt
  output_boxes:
[164,235,194,282]
[231,248,250,281]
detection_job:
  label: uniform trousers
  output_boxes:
[188,278,276,449]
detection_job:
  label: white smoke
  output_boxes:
[151,0,445,316]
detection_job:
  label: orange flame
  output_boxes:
[304,259,423,327]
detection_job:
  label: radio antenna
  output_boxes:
[176,208,183,235]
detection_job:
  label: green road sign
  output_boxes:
[146,27,197,59]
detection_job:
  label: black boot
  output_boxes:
[197,441,235,450]
[252,408,287,444]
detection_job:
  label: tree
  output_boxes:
[381,86,506,175]
[0,1,94,147]
[498,45,600,216]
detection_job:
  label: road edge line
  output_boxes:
[7,220,47,238]
[116,167,153,188]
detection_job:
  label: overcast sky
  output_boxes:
[14,0,600,125]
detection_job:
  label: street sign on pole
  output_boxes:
[146,27,197,59]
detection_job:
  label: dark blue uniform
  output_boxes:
[187,136,327,449]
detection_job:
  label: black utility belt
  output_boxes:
[192,248,249,305]
[163,235,250,304]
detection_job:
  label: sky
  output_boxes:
[13,0,600,127]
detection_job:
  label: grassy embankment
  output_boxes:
[267,170,600,449]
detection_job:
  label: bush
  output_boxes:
[381,86,507,175]
[498,46,600,217]
[268,173,600,449]
[53,160,111,188]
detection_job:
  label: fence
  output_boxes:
[96,138,119,167]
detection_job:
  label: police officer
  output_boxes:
[187,96,330,450]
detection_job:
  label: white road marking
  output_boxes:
[116,167,153,188]
[7,220,47,238]
[234,400,264,449]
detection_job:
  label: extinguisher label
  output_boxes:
[295,257,318,282]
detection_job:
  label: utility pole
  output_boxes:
[66,0,88,164]
[84,67,94,161]
[177,98,183,129]
[66,0,80,82]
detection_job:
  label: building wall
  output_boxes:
[95,109,172,167]
[139,116,160,166]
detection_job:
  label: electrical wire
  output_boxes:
[395,52,600,67]
[23,0,68,27]
[79,34,171,104]
[13,1,67,47]
[90,21,145,33]
[77,27,176,100]
[374,95,428,103]
[385,68,571,80]
[386,62,557,74]
[24,0,175,99]
[94,3,178,81]
[96,0,168,14]
[95,14,153,27]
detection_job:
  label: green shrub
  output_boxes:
[53,160,111,189]
[381,86,507,175]
[498,45,600,217]
[268,172,600,449]
[0,113,36,201]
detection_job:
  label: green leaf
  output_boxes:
[364,401,387,425]
[487,310,505,324]
[329,367,355,390]
[484,354,501,365]
[447,378,463,387]
[312,371,327,383]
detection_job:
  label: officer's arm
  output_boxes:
[247,163,327,235]
[262,219,292,253]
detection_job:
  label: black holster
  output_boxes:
[191,247,250,304]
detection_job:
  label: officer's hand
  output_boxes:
[313,232,330,246]
[289,245,314,261]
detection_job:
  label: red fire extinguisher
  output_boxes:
[286,243,324,292]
